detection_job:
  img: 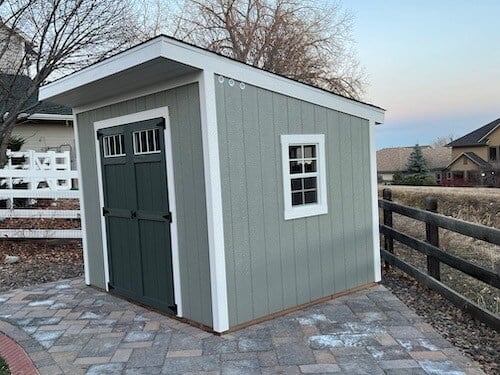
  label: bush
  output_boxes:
[0,356,10,375]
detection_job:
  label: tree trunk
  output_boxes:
[0,118,17,168]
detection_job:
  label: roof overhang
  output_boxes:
[27,113,73,121]
[40,36,385,124]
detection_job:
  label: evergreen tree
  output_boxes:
[405,144,430,182]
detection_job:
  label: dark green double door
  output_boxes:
[98,118,176,314]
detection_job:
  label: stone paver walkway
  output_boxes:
[0,278,485,374]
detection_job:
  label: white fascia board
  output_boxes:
[28,113,74,121]
[41,37,385,124]
[39,38,164,101]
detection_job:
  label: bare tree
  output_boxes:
[0,0,131,166]
[132,0,366,100]
[432,134,455,148]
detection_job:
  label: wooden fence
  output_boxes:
[379,188,500,330]
[0,150,81,239]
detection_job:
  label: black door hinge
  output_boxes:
[108,282,114,290]
[163,212,172,223]
[169,304,177,314]
[102,207,109,216]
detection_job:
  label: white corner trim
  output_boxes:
[369,120,381,282]
[40,36,385,124]
[281,134,328,220]
[72,111,90,285]
[28,113,74,121]
[92,107,183,317]
[198,71,229,332]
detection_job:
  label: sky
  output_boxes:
[344,0,500,149]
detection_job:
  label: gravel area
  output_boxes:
[382,267,499,374]
[0,239,83,292]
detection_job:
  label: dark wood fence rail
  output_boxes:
[379,188,500,331]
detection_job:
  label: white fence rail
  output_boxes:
[0,150,81,239]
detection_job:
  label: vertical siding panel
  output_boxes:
[242,84,268,319]
[273,93,297,309]
[225,83,254,324]
[287,97,310,305]
[315,106,334,295]
[177,86,203,322]
[215,79,238,327]
[302,102,322,301]
[258,88,283,314]
[341,115,357,289]
[188,84,213,324]
[350,119,368,285]
[328,110,346,293]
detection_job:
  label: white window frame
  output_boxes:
[281,134,328,220]
[133,128,162,155]
[102,134,125,158]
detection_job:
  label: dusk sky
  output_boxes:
[346,0,500,149]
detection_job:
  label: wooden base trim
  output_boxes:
[221,282,378,334]
[91,282,377,335]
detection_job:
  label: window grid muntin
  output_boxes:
[103,134,125,158]
[288,144,318,206]
[133,129,161,155]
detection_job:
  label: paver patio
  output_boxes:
[0,278,485,374]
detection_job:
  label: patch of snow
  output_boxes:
[308,335,344,349]
[28,299,54,307]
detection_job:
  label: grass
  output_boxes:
[379,185,500,314]
[0,356,10,375]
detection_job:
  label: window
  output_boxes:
[446,171,452,180]
[103,134,125,158]
[490,147,497,162]
[463,157,468,165]
[133,129,161,155]
[281,134,327,220]
[435,172,442,183]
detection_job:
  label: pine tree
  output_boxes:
[406,144,430,181]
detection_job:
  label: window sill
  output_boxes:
[284,204,328,220]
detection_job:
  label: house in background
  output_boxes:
[445,118,500,187]
[0,21,75,165]
[377,146,451,184]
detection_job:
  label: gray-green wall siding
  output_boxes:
[215,78,374,327]
[76,83,213,327]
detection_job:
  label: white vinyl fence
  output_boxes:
[0,150,81,238]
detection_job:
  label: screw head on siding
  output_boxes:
[228,79,235,87]
[218,75,225,83]
[239,82,246,90]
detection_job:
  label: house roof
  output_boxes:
[377,146,451,173]
[0,74,72,118]
[446,118,500,147]
[446,151,492,170]
[39,35,385,124]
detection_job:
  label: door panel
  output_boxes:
[98,118,176,314]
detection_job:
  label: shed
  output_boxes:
[39,36,385,333]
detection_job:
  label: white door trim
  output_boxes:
[93,107,183,317]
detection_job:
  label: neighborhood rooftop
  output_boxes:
[377,146,451,173]
[446,117,500,147]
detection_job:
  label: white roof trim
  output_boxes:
[40,36,385,123]
[478,123,500,143]
[27,113,74,121]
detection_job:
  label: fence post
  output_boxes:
[382,188,393,268]
[425,196,440,280]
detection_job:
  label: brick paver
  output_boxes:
[0,278,486,374]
